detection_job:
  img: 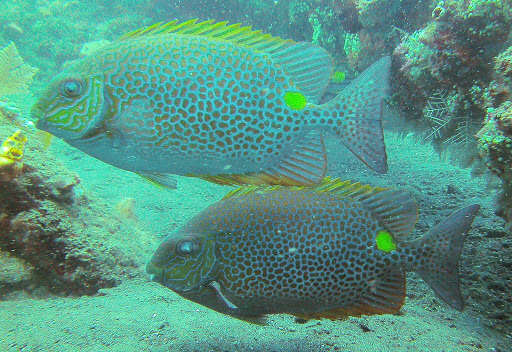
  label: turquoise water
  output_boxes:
[1,1,511,351]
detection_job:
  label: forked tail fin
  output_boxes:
[415,204,480,310]
[322,56,391,173]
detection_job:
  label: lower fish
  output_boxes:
[147,178,480,323]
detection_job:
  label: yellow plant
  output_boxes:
[0,42,38,96]
[0,129,27,181]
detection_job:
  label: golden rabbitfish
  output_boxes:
[33,19,391,187]
[147,178,480,323]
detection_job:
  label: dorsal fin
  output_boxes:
[221,177,418,240]
[310,177,418,240]
[119,19,334,102]
[270,42,334,104]
[120,19,295,55]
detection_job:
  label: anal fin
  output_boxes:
[192,132,326,186]
[293,268,405,321]
[353,267,406,316]
[137,172,177,189]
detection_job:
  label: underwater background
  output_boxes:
[0,0,511,351]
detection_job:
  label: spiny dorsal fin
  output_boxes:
[269,42,334,104]
[120,19,334,103]
[310,177,418,240]
[221,177,418,240]
[120,18,295,55]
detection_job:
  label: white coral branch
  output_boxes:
[0,42,38,96]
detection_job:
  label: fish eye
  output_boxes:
[61,79,82,97]
[176,240,195,256]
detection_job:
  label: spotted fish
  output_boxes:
[33,19,390,187]
[147,178,479,323]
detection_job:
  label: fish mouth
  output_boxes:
[35,117,47,131]
[146,261,164,282]
[31,105,46,130]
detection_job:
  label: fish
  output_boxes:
[146,178,480,324]
[33,19,391,187]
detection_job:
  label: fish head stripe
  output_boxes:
[147,231,218,293]
[34,72,106,140]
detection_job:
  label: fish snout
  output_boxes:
[146,261,164,283]
[31,104,47,131]
[35,117,46,131]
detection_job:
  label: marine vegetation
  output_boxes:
[0,123,158,297]
[390,0,512,227]
[393,0,511,154]
[33,19,391,188]
[147,178,479,323]
[0,42,38,97]
[0,130,27,182]
[477,44,512,228]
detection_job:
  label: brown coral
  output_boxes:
[494,46,512,78]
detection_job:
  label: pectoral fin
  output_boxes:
[137,172,177,189]
[209,281,238,310]
[208,281,267,325]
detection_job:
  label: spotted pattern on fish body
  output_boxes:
[105,35,296,158]
[212,192,386,305]
[147,178,480,322]
[34,19,391,186]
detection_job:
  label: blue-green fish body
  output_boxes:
[33,19,390,186]
[147,178,479,322]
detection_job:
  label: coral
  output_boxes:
[392,0,511,171]
[422,89,479,152]
[115,197,138,223]
[0,130,27,182]
[307,5,346,57]
[475,43,512,227]
[0,122,158,297]
[328,0,361,33]
[477,103,512,226]
[343,32,361,67]
[79,39,111,57]
[355,0,401,29]
[494,45,512,79]
[0,251,32,297]
[423,89,452,141]
[0,42,38,97]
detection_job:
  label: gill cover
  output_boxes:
[35,75,106,140]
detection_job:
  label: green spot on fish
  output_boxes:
[332,71,346,83]
[284,91,307,110]
[375,230,396,252]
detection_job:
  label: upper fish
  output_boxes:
[33,19,390,187]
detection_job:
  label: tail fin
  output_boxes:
[323,56,390,173]
[415,204,480,311]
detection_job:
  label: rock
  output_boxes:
[0,251,32,284]
[0,123,159,296]
[446,184,460,194]
[0,250,33,297]
[79,39,111,57]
